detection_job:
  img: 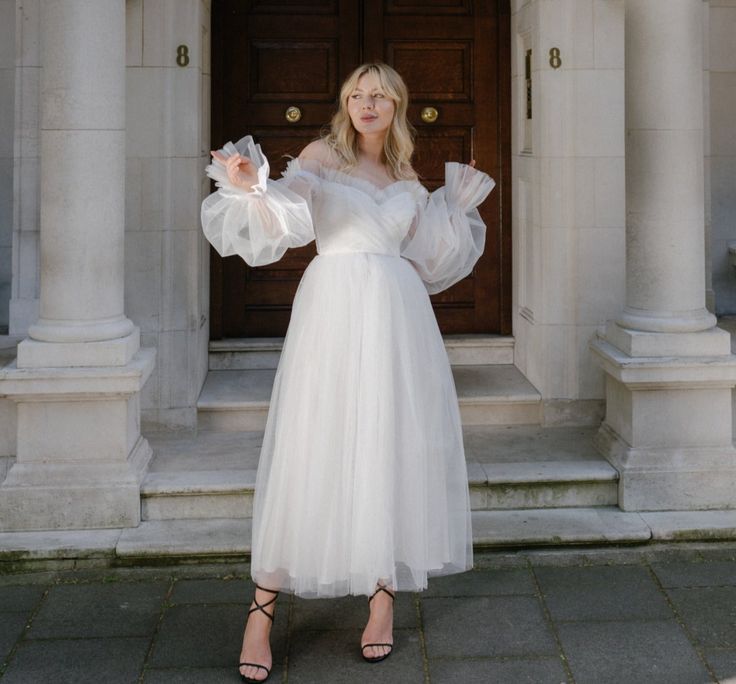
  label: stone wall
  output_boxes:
[7,0,40,336]
[2,0,729,435]
[125,0,211,430]
[709,0,736,315]
[511,0,625,423]
[0,0,13,332]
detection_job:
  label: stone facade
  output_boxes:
[511,0,627,426]
[0,0,733,532]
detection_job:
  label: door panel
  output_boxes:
[210,0,510,337]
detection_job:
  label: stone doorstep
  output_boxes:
[209,335,516,370]
[196,364,542,431]
[2,509,736,564]
[140,460,619,521]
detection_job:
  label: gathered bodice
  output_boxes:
[201,134,496,295]
[282,159,423,258]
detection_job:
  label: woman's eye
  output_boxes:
[374,93,384,98]
[351,94,361,99]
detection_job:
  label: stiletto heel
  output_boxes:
[239,584,279,683]
[361,584,395,663]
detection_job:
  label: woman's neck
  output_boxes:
[357,133,385,165]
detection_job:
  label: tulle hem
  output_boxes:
[251,557,474,599]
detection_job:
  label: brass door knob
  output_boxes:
[421,106,439,123]
[285,106,302,123]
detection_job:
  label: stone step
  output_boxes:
[4,509,736,566]
[209,335,515,370]
[116,507,653,559]
[196,364,541,432]
[141,426,616,521]
[140,461,618,521]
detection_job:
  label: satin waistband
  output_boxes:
[317,249,401,259]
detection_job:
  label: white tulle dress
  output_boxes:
[201,135,495,598]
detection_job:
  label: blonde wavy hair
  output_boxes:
[322,62,417,181]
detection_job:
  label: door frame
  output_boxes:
[207,0,512,339]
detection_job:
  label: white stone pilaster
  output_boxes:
[0,0,154,531]
[592,0,736,511]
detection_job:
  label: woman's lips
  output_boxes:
[360,115,378,122]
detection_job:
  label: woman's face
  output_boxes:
[347,72,396,137]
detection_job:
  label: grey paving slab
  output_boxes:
[169,578,251,605]
[667,587,736,647]
[0,637,150,684]
[425,568,536,597]
[0,584,46,612]
[286,627,424,684]
[290,592,416,631]
[29,581,168,639]
[651,560,736,587]
[421,596,557,658]
[0,611,29,661]
[0,571,58,587]
[150,603,286,671]
[696,544,736,562]
[703,648,736,682]
[534,565,673,621]
[556,620,710,684]
[429,656,569,684]
[143,667,239,683]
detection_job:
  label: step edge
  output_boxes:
[209,335,516,353]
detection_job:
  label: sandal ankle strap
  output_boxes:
[249,585,280,622]
[368,584,395,603]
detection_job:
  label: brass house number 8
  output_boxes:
[176,44,190,67]
[549,47,562,69]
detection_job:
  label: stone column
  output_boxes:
[0,0,155,530]
[617,0,715,335]
[22,0,135,365]
[591,0,736,511]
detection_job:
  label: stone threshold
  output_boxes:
[1,509,735,569]
[209,334,516,369]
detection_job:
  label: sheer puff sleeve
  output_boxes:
[400,161,496,295]
[200,135,317,267]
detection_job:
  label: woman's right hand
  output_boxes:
[210,149,259,192]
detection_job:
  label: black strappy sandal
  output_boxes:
[361,584,395,663]
[239,584,279,683]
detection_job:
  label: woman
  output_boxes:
[202,62,495,683]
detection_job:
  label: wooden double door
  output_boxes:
[210,0,511,338]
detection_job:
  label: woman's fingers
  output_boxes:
[211,150,253,172]
[210,148,256,188]
[469,159,476,167]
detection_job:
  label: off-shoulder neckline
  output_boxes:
[283,157,425,199]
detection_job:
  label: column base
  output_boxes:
[617,306,717,335]
[0,348,155,531]
[17,329,140,368]
[591,334,736,512]
[605,321,730,357]
[0,436,151,531]
[29,314,135,345]
[595,423,736,511]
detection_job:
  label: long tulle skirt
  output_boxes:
[250,251,473,598]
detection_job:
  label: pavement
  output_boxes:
[0,543,735,684]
